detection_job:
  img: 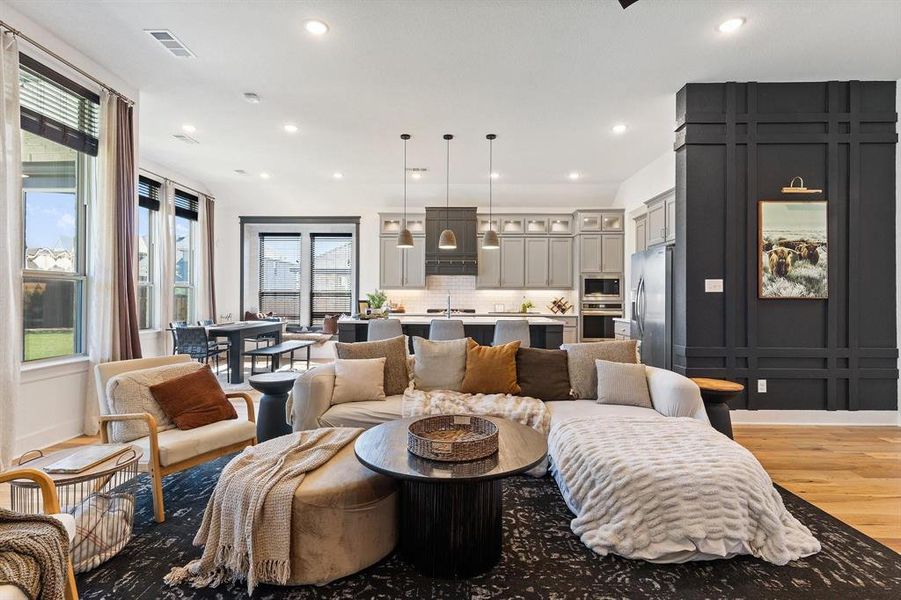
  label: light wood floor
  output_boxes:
[6,421,900,553]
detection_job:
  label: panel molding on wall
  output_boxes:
[674,81,898,411]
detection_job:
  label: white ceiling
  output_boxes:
[6,0,901,208]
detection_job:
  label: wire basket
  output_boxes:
[10,447,140,573]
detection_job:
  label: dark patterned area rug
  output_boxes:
[77,455,901,600]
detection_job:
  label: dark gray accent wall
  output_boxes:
[674,81,898,411]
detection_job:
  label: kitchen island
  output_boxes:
[338,315,565,349]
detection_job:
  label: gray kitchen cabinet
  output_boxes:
[548,237,573,288]
[634,214,647,252]
[379,237,404,288]
[646,200,666,247]
[476,237,501,288]
[580,234,603,272]
[525,238,549,287]
[500,237,525,288]
[403,236,426,288]
[601,234,624,272]
[665,193,676,243]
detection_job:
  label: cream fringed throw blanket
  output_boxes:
[549,416,821,565]
[0,508,70,600]
[165,428,362,594]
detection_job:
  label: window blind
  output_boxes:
[18,54,100,156]
[259,233,302,321]
[310,234,353,324]
[174,188,199,220]
[138,176,161,211]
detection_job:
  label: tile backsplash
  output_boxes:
[381,276,577,314]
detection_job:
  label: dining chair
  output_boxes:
[429,319,465,340]
[367,318,404,341]
[493,319,531,348]
[168,321,187,355]
[198,319,230,353]
[173,326,230,379]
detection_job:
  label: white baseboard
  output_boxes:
[15,418,84,457]
[731,410,900,426]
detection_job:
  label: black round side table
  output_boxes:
[691,378,743,439]
[248,372,299,442]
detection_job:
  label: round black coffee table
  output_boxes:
[248,372,299,442]
[354,416,547,578]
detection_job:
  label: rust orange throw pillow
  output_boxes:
[460,339,521,395]
[149,364,237,430]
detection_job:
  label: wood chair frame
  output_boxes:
[0,468,78,600]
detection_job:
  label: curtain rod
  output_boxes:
[0,19,135,106]
[140,167,215,201]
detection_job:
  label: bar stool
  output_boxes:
[429,319,465,340]
[493,319,531,348]
[367,318,404,341]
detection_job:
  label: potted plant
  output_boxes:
[366,290,389,317]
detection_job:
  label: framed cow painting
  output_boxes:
[758,200,828,299]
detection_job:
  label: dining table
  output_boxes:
[207,321,284,384]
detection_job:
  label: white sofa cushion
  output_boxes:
[546,399,662,426]
[411,337,467,391]
[332,358,386,404]
[320,395,404,429]
[132,419,256,467]
[105,361,203,442]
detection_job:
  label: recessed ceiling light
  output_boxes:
[259,172,271,179]
[243,92,262,104]
[411,172,422,180]
[490,172,500,179]
[332,172,344,180]
[568,172,581,180]
[718,17,745,33]
[305,20,329,35]
[182,124,196,133]
[611,124,627,134]
[283,123,299,133]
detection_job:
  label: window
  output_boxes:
[259,234,302,322]
[19,54,98,362]
[310,234,353,325]
[137,176,160,329]
[173,189,198,323]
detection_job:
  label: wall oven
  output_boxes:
[581,275,622,302]
[580,302,623,341]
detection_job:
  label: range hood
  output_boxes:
[425,206,478,276]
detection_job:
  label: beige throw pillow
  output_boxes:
[595,359,652,409]
[411,337,468,391]
[562,340,638,400]
[334,335,409,395]
[105,361,204,442]
[331,358,387,404]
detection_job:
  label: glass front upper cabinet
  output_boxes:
[500,217,524,234]
[602,213,623,231]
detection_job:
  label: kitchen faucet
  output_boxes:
[446,294,452,318]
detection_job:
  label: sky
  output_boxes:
[761,201,827,234]
[24,191,76,252]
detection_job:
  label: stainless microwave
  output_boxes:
[581,274,622,301]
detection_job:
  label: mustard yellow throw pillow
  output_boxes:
[460,339,521,395]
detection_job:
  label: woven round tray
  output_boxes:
[407,415,499,462]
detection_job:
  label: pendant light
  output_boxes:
[482,133,500,249]
[396,133,414,248]
[438,133,457,250]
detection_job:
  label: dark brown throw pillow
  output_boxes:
[516,347,573,400]
[149,364,237,430]
[321,314,340,335]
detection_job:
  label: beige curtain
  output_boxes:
[159,180,176,353]
[114,98,142,358]
[0,30,22,468]
[199,194,216,320]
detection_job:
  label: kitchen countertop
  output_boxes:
[612,317,630,324]
[380,311,578,318]
[339,315,565,325]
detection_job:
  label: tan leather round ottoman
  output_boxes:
[284,440,398,585]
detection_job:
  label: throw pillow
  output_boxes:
[331,358,387,404]
[321,314,340,335]
[411,337,468,391]
[105,361,204,442]
[561,340,638,400]
[461,339,521,395]
[149,364,237,430]
[595,359,652,408]
[334,335,408,395]
[515,347,573,400]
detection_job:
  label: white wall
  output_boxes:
[611,150,676,319]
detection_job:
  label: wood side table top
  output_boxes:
[355,416,547,483]
[691,378,745,394]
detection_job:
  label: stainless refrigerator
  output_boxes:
[630,245,672,370]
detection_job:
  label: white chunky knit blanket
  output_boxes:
[403,387,551,476]
[549,416,821,564]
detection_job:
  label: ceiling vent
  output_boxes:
[234,169,248,175]
[173,133,199,144]
[145,30,196,58]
